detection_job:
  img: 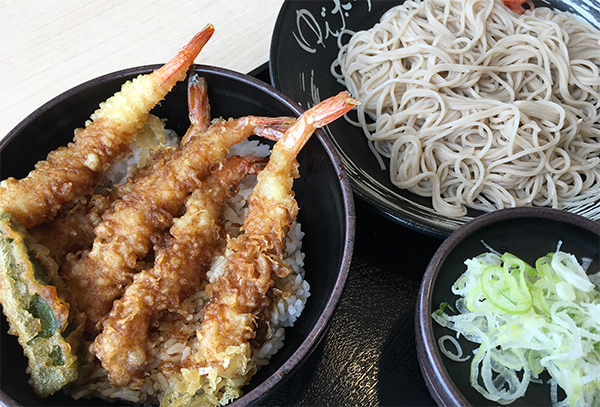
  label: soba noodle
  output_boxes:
[332,0,600,218]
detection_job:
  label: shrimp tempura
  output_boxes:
[93,155,268,389]
[162,91,359,407]
[28,114,178,267]
[0,25,214,229]
[62,75,296,337]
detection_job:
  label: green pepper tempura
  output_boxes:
[0,210,80,397]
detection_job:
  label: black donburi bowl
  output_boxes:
[0,65,355,406]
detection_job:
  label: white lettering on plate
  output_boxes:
[292,0,372,54]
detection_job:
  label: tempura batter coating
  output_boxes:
[64,111,295,337]
[28,114,179,268]
[0,25,222,401]
[0,25,214,229]
[28,194,111,267]
[0,211,79,397]
[162,91,359,407]
[93,155,267,388]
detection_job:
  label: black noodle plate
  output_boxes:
[270,0,600,238]
[416,207,600,406]
[0,65,354,406]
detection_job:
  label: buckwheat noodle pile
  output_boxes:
[332,0,600,218]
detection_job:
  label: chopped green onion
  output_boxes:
[432,246,600,406]
[481,264,533,314]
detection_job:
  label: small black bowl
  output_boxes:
[416,207,600,406]
[0,65,355,406]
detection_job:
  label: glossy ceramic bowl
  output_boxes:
[270,0,600,238]
[416,207,600,406]
[0,65,355,406]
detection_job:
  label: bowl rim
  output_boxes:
[415,206,600,406]
[0,64,356,407]
[269,0,600,240]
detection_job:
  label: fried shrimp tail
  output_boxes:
[0,24,214,229]
[162,91,358,407]
[502,0,534,14]
[63,74,296,337]
[181,74,211,145]
[93,155,267,389]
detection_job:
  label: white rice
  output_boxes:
[68,122,310,405]
[103,114,180,186]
